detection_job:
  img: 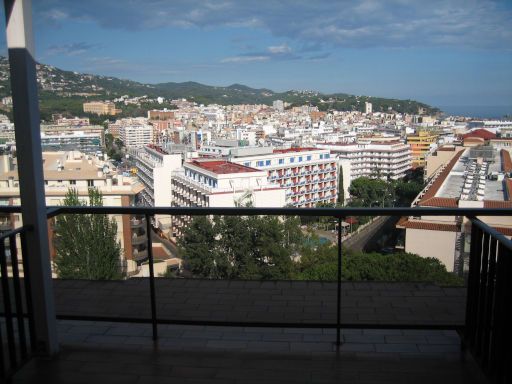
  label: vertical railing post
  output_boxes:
[336,216,343,346]
[0,239,17,369]
[464,220,482,347]
[20,229,36,353]
[9,234,28,360]
[145,214,158,341]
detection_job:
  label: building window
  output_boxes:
[265,160,271,166]
[307,155,312,161]
[70,180,76,185]
[244,162,250,167]
[325,154,330,159]
[87,180,94,187]
[298,156,303,162]
[279,159,284,165]
[257,160,264,166]
[320,154,324,159]
[290,157,295,163]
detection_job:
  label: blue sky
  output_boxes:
[1,0,512,108]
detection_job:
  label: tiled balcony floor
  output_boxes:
[53,279,466,327]
[12,321,488,384]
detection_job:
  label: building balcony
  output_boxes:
[1,206,509,384]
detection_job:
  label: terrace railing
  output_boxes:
[0,225,36,382]
[0,206,511,383]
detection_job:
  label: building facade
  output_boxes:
[0,152,146,273]
[317,140,412,204]
[229,147,337,208]
[407,130,439,168]
[131,145,182,234]
[399,146,512,273]
[83,101,118,116]
[171,159,286,237]
[119,124,154,148]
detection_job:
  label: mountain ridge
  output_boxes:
[0,56,439,117]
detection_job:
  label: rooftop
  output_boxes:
[273,147,321,154]
[188,160,260,174]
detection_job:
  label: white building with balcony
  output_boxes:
[171,159,285,237]
[131,145,182,233]
[317,140,412,204]
[228,147,337,208]
[120,124,154,148]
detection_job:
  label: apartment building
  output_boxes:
[41,123,105,147]
[131,145,182,233]
[171,159,285,237]
[40,131,103,153]
[398,145,512,272]
[83,101,119,116]
[0,152,145,272]
[119,124,154,148]
[317,139,412,204]
[228,147,337,208]
[148,109,175,120]
[407,130,439,168]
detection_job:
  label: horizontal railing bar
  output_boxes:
[470,217,512,252]
[53,314,463,330]
[0,225,32,242]
[0,206,22,213]
[33,206,512,218]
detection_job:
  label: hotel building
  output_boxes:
[317,139,412,204]
[171,159,286,237]
[228,147,337,208]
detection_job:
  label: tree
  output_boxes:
[54,188,122,280]
[295,247,463,286]
[348,177,393,207]
[337,166,344,205]
[179,215,299,280]
[179,216,221,278]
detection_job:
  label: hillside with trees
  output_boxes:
[0,56,440,118]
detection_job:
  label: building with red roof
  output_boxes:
[462,128,496,140]
[170,159,286,237]
[399,145,512,272]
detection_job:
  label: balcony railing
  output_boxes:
[0,226,35,381]
[1,206,511,383]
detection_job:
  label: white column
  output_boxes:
[4,0,58,355]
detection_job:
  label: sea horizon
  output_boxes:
[438,105,512,119]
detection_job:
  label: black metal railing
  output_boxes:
[464,217,512,384]
[0,225,35,382]
[1,206,511,381]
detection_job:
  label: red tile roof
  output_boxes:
[189,160,259,174]
[462,129,496,140]
[494,227,512,236]
[418,150,464,206]
[437,146,458,152]
[483,200,512,208]
[501,150,512,173]
[397,218,512,236]
[418,197,458,208]
[396,218,458,232]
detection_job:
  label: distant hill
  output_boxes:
[0,56,439,120]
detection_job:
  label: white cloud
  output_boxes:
[35,0,512,50]
[268,44,291,54]
[221,55,269,63]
